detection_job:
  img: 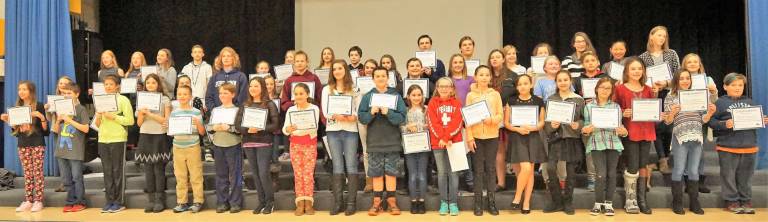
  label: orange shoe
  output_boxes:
[368,197,382,216]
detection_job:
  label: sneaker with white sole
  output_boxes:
[16,201,32,212]
[109,203,126,213]
[30,201,44,212]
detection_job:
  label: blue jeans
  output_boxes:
[327,131,359,174]
[433,149,459,203]
[212,145,244,207]
[57,157,85,205]
[405,152,430,200]
[671,136,702,182]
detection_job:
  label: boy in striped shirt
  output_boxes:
[170,85,206,213]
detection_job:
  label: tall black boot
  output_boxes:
[543,180,564,213]
[637,177,652,214]
[687,179,704,215]
[473,194,483,216]
[345,174,359,216]
[671,181,685,215]
[562,180,575,215]
[144,193,155,213]
[330,174,346,215]
[487,189,499,215]
[153,192,166,213]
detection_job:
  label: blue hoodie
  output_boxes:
[205,69,249,108]
[358,86,407,153]
[708,95,759,149]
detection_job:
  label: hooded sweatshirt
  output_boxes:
[357,87,407,153]
[204,69,249,108]
[465,85,503,140]
[708,95,760,153]
[427,96,463,149]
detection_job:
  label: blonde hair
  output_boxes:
[125,51,147,75]
[433,77,456,98]
[56,76,75,95]
[214,46,242,72]
[157,48,175,70]
[646,26,670,52]
[447,54,468,79]
[100,50,120,70]
[681,53,705,74]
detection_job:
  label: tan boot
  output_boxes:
[294,200,305,216]
[304,200,315,215]
[364,177,373,192]
[659,157,672,174]
[368,192,383,216]
[387,197,401,215]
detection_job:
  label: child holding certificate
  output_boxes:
[240,77,280,214]
[708,73,768,214]
[94,74,135,213]
[681,53,717,193]
[582,78,628,216]
[447,54,474,106]
[97,50,125,80]
[358,67,407,216]
[169,85,206,213]
[574,51,609,192]
[427,77,463,216]
[601,41,629,78]
[613,57,659,214]
[52,83,90,212]
[46,76,75,193]
[503,74,546,214]
[136,74,172,213]
[279,51,322,111]
[321,60,361,216]
[176,75,211,162]
[535,56,568,195]
[207,83,244,213]
[1,81,49,212]
[402,58,435,103]
[401,84,429,214]
[465,66,503,216]
[663,70,716,215]
[282,83,321,216]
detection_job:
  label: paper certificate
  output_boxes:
[370,93,398,110]
[47,95,65,112]
[678,89,709,112]
[415,51,437,67]
[249,73,270,80]
[531,56,546,74]
[210,107,238,125]
[646,63,672,83]
[314,68,330,85]
[274,64,294,81]
[120,78,138,94]
[140,66,157,82]
[609,62,624,82]
[388,71,397,87]
[461,100,491,126]
[447,141,469,172]
[466,59,481,76]
[137,92,162,111]
[731,106,765,130]
[691,74,707,90]
[403,78,429,98]
[93,82,106,95]
[290,82,316,100]
[509,105,539,126]
[242,107,268,129]
[167,116,194,136]
[590,107,620,129]
[93,94,118,113]
[289,110,317,130]
[7,106,32,126]
[326,95,353,115]
[545,100,576,123]
[580,78,600,98]
[402,132,431,154]
[631,99,662,122]
[356,77,375,94]
[54,98,76,116]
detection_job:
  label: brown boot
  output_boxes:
[387,196,401,215]
[294,200,305,216]
[364,177,373,193]
[368,192,383,216]
[659,157,671,174]
[304,200,315,215]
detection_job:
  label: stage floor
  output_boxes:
[0,207,764,222]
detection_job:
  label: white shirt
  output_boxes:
[180,61,213,108]
[321,85,360,133]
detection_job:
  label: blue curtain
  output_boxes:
[4,0,76,176]
[748,0,768,169]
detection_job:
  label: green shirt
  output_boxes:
[97,94,135,143]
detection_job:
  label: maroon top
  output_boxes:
[614,84,656,142]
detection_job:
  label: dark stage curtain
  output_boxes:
[100,0,295,76]
[502,0,746,94]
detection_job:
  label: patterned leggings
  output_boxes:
[290,142,317,202]
[19,146,45,202]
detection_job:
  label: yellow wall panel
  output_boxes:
[70,0,81,14]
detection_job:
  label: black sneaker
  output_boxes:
[261,201,274,214]
[173,204,189,213]
[216,204,230,213]
[230,205,242,213]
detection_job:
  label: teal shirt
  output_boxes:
[583,100,624,153]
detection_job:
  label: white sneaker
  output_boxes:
[278,153,291,162]
[16,201,32,212]
[204,153,214,162]
[30,201,44,212]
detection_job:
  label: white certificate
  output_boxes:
[403,78,429,98]
[590,107,620,129]
[47,95,65,112]
[350,69,360,80]
[291,82,316,100]
[289,109,317,130]
[7,106,32,126]
[93,94,118,113]
[415,51,437,67]
[356,77,375,94]
[274,64,294,81]
[531,56,546,74]
[370,93,398,110]
[314,68,330,85]
[210,107,238,125]
[402,132,431,154]
[631,99,662,122]
[646,63,672,83]
[54,98,75,116]
[242,107,268,129]
[140,66,157,82]
[327,95,353,115]
[93,82,106,95]
[732,106,765,130]
[461,100,491,126]
[509,105,539,126]
[387,71,397,87]
[167,116,194,136]
[691,74,707,90]
[137,92,162,111]
[447,141,469,172]
[249,73,270,80]
[120,78,138,94]
[580,78,600,98]
[678,89,709,112]
[609,62,624,82]
[545,100,576,123]
[465,59,481,76]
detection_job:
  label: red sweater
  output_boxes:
[427,96,464,149]
[614,84,656,141]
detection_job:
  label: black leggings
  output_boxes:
[622,140,651,174]
[591,150,619,202]
[244,147,275,202]
[472,138,499,194]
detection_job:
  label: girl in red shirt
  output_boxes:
[427,77,464,216]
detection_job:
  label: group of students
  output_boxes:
[3,25,766,217]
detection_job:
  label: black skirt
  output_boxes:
[547,138,583,163]
[507,131,547,163]
[135,133,171,163]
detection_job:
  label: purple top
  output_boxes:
[452,76,475,106]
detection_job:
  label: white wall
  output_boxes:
[295,0,502,73]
